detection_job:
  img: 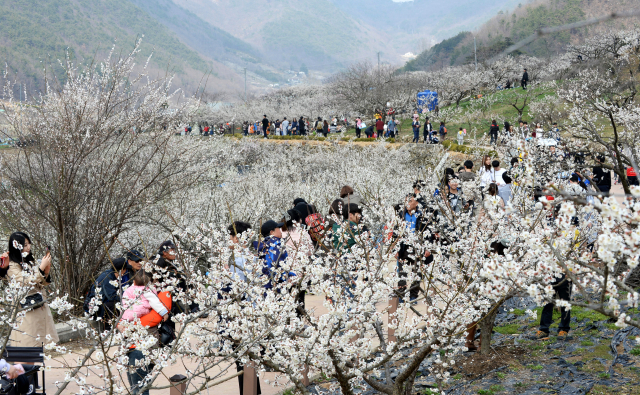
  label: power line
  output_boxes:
[493,8,640,60]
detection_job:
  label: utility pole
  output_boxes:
[474,36,478,71]
[244,68,247,102]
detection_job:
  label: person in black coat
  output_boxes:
[592,155,612,195]
[83,257,128,329]
[521,68,529,90]
[299,117,306,135]
[489,120,500,145]
[154,240,200,314]
[261,115,269,138]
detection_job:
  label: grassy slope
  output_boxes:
[0,0,223,92]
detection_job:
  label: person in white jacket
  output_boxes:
[481,160,511,204]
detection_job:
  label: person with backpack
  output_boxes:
[313,117,321,134]
[295,202,325,247]
[439,122,447,142]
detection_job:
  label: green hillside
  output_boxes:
[400,0,588,72]
[0,0,214,94]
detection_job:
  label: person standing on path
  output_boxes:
[412,118,421,143]
[376,117,384,138]
[299,116,306,135]
[439,122,446,142]
[281,117,289,136]
[457,128,466,146]
[533,274,571,341]
[423,117,433,143]
[261,115,269,138]
[489,120,500,145]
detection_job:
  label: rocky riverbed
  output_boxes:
[305,297,640,395]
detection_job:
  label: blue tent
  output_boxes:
[417,91,438,111]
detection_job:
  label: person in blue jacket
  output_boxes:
[253,220,294,291]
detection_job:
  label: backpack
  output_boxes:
[316,121,322,130]
[443,127,447,135]
[305,213,325,241]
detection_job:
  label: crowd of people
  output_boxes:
[0,134,637,393]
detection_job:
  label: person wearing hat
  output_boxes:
[154,240,200,314]
[332,203,363,251]
[120,249,144,288]
[253,220,293,291]
[83,257,129,329]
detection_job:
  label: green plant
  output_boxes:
[453,373,463,380]
[630,348,640,356]
[490,385,505,392]
[422,389,439,395]
[494,323,520,335]
[496,372,506,379]
[528,364,544,370]
[598,372,610,379]
[282,390,295,395]
[515,382,527,388]
[581,340,594,346]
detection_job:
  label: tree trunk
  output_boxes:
[479,302,501,354]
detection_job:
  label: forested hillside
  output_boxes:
[0,0,248,96]
[127,0,261,65]
[400,0,639,72]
